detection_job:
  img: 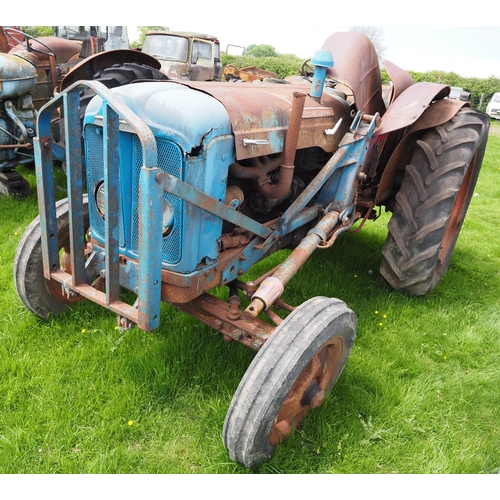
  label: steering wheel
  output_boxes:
[300,59,315,78]
[4,27,56,59]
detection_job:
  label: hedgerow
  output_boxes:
[221,52,499,112]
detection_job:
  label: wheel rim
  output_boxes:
[269,335,344,447]
[437,151,478,270]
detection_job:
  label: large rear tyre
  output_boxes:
[380,107,490,296]
[223,297,356,469]
[14,196,90,319]
[79,62,169,117]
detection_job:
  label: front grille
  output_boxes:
[131,135,183,264]
[85,125,184,264]
[86,124,125,247]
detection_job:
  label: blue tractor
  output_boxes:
[0,26,167,195]
[13,32,489,468]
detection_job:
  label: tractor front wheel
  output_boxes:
[14,196,90,319]
[380,107,490,295]
[222,296,356,469]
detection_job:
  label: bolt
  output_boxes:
[155,171,165,184]
[309,388,326,408]
[252,340,263,351]
[232,330,243,341]
[214,319,222,329]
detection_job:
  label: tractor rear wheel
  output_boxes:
[78,62,169,117]
[223,296,356,469]
[380,107,490,295]
[14,196,90,319]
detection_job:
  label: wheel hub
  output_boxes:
[269,336,343,447]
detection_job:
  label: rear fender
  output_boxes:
[60,49,162,90]
[322,32,386,116]
[374,82,451,137]
[375,98,468,204]
[384,60,415,106]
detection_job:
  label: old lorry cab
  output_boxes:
[142,30,222,81]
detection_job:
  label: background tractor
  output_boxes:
[0,26,167,195]
[13,31,489,468]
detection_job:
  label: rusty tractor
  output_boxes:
[0,26,167,195]
[13,32,489,468]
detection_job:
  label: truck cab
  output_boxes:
[52,26,129,52]
[142,30,221,81]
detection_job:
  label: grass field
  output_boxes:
[0,123,499,475]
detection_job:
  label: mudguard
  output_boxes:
[374,82,451,137]
[60,49,162,90]
[384,60,414,105]
[375,97,468,203]
[322,32,386,116]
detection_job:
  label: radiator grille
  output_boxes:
[85,125,184,264]
[85,125,125,247]
[131,135,183,264]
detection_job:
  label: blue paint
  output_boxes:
[310,50,334,100]
[85,81,237,274]
[137,166,163,331]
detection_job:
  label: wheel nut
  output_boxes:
[309,388,325,408]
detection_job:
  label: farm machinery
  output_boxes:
[0,26,167,195]
[13,31,489,468]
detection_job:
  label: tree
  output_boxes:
[20,26,54,38]
[135,26,169,47]
[245,44,278,58]
[349,26,387,63]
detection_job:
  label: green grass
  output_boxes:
[0,129,499,474]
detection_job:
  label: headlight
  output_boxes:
[162,198,174,237]
[95,180,174,237]
[95,180,106,217]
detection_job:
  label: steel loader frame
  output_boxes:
[34,80,377,343]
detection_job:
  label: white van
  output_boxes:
[486,92,500,120]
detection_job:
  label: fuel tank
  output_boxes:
[0,53,36,99]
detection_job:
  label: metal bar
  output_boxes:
[163,173,273,240]
[34,136,58,280]
[137,167,164,331]
[103,102,121,304]
[273,210,340,285]
[34,80,160,329]
[245,210,340,318]
[220,205,320,286]
[275,146,350,235]
[64,91,86,286]
[0,143,32,149]
[174,293,274,349]
[50,269,139,324]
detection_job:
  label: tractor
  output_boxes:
[13,31,489,468]
[0,26,167,195]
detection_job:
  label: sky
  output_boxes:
[15,1,500,79]
[127,24,500,78]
